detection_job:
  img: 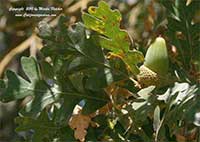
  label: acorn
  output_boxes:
[136,37,173,88]
[144,37,169,75]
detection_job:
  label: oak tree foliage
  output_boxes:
[0,0,199,141]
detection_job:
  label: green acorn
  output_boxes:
[136,37,174,88]
[144,37,169,75]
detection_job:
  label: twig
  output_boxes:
[0,34,35,77]
[0,0,92,78]
[0,13,60,78]
[65,0,91,14]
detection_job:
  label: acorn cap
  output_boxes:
[144,37,169,75]
[137,65,159,88]
[137,65,176,88]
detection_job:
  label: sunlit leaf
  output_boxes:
[153,106,161,132]
[82,1,130,54]
[0,57,60,117]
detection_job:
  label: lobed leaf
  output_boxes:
[82,1,130,54]
[0,57,60,117]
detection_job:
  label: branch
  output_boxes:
[65,0,91,14]
[0,34,35,77]
[0,14,61,78]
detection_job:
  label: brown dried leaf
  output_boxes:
[116,87,134,99]
[105,84,133,98]
[89,102,112,118]
[69,114,91,142]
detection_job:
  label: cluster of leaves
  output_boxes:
[160,0,200,82]
[0,1,199,142]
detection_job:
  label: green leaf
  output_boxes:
[15,111,56,142]
[82,1,130,54]
[21,56,41,82]
[194,112,200,127]
[0,57,60,117]
[68,23,106,64]
[123,51,144,74]
[156,82,199,138]
[129,86,157,123]
[1,70,33,101]
[158,82,198,105]
[41,21,110,116]
[67,56,95,72]
[153,106,161,132]
[138,85,156,100]
[58,126,75,141]
[0,79,5,89]
[19,81,59,117]
[161,0,200,79]
[38,21,52,38]
[85,67,113,91]
[40,60,54,79]
[83,2,144,75]
[68,72,85,93]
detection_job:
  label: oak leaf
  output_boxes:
[69,114,91,142]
